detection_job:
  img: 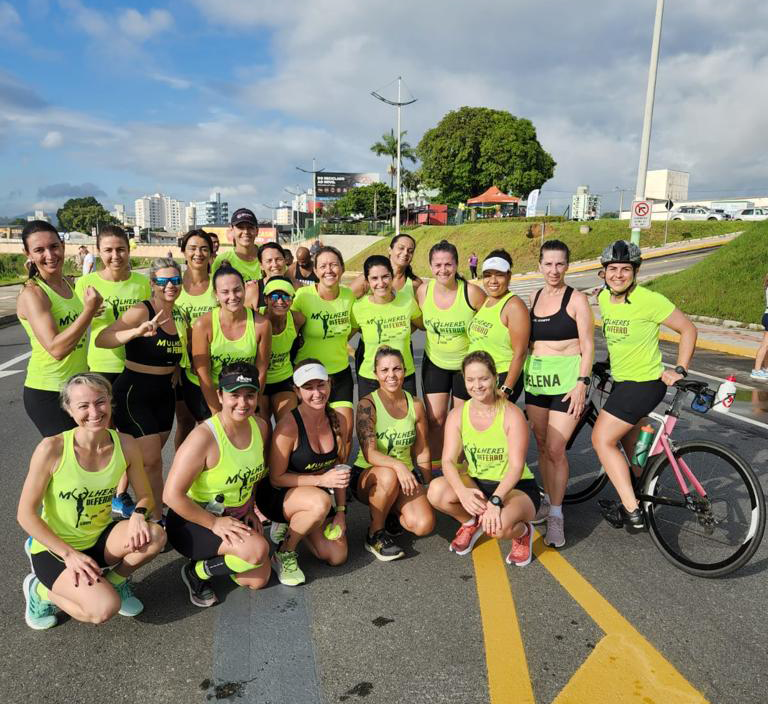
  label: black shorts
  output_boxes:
[31,522,119,589]
[499,372,523,404]
[165,508,224,561]
[474,477,541,513]
[525,389,571,413]
[763,313,768,331]
[329,366,354,409]
[264,376,295,397]
[255,479,333,524]
[421,354,469,400]
[113,369,175,438]
[181,372,211,422]
[92,371,121,386]
[356,373,418,400]
[23,387,76,437]
[602,378,667,426]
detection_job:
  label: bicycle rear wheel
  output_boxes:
[642,440,765,578]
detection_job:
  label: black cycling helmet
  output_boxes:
[600,240,642,268]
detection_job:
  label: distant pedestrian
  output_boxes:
[751,273,768,380]
[81,247,95,275]
[309,239,322,258]
[209,233,220,255]
[468,252,478,279]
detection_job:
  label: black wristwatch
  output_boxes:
[577,376,591,386]
[674,365,688,378]
[489,495,503,508]
[134,506,148,517]
[500,384,515,400]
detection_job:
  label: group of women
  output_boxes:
[15,211,697,630]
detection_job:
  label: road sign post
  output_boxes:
[664,198,674,245]
[630,200,652,230]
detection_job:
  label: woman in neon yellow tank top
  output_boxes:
[164,362,271,608]
[352,346,433,561]
[428,351,540,567]
[17,221,102,437]
[467,249,530,402]
[211,208,262,285]
[349,233,424,299]
[416,240,486,468]
[17,373,166,629]
[192,264,271,419]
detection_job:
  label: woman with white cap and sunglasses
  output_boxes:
[261,276,305,421]
[467,249,530,403]
[256,359,350,587]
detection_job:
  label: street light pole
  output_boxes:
[631,0,665,246]
[297,159,325,230]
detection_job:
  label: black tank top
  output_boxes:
[287,408,338,474]
[529,286,579,342]
[294,264,318,286]
[124,301,183,367]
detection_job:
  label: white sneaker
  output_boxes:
[750,369,768,380]
[269,522,288,545]
[532,496,550,525]
[544,514,565,548]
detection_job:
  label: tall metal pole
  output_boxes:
[312,157,317,229]
[631,0,665,246]
[396,77,402,237]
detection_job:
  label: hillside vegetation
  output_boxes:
[346,219,740,277]
[646,221,767,323]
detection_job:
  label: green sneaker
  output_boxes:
[271,550,305,586]
[269,521,288,545]
[115,578,144,617]
[23,574,57,630]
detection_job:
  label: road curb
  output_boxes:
[0,313,18,328]
[688,315,764,332]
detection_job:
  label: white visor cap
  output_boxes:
[293,363,329,387]
[481,256,511,273]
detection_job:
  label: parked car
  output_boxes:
[733,208,768,221]
[670,206,726,221]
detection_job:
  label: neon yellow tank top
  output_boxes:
[467,292,517,373]
[351,291,421,379]
[461,401,533,482]
[293,284,354,374]
[266,311,297,384]
[397,277,415,300]
[177,282,217,382]
[75,272,151,374]
[421,279,475,370]
[354,390,417,469]
[213,250,262,283]
[188,414,267,508]
[20,278,87,391]
[31,429,126,553]
[210,308,258,388]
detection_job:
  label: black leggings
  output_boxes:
[181,372,211,422]
[165,509,223,561]
[23,387,76,437]
[113,369,175,438]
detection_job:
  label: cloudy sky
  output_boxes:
[2,0,767,219]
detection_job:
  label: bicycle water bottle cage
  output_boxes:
[691,388,716,413]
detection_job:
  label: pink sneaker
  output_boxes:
[505,522,533,567]
[449,519,484,556]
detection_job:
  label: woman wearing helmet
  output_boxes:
[592,240,697,531]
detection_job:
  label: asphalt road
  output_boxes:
[1,314,767,704]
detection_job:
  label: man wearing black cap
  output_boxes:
[212,207,263,284]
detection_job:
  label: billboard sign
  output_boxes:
[316,172,380,199]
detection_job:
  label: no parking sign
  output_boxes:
[630,200,652,229]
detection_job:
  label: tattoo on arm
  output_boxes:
[356,401,376,451]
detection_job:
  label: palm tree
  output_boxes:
[370,129,416,188]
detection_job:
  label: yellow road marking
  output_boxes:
[472,537,535,704]
[473,531,709,703]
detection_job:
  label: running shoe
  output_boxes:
[181,561,218,608]
[544,515,565,548]
[384,512,404,537]
[750,369,768,380]
[269,521,288,545]
[601,501,645,533]
[532,496,550,525]
[23,574,57,630]
[449,519,484,556]
[505,522,534,567]
[365,530,405,562]
[272,550,306,586]
[111,491,136,519]
[24,536,33,570]
[116,578,144,617]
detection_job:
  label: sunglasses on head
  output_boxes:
[268,291,293,303]
[154,275,182,287]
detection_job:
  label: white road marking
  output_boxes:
[663,363,754,390]
[0,369,22,379]
[0,351,31,371]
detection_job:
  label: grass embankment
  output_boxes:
[646,221,767,324]
[0,255,153,285]
[346,219,740,277]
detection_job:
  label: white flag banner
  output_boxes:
[526,189,540,217]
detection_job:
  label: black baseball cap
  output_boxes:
[218,372,260,393]
[230,208,258,227]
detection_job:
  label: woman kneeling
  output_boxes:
[352,346,434,561]
[17,373,166,629]
[164,362,271,608]
[427,351,540,566]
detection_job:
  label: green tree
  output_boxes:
[370,129,417,188]
[400,168,424,197]
[329,183,396,219]
[56,197,117,234]
[417,106,556,205]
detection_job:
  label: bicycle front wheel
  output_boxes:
[642,440,766,578]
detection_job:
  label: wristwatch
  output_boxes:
[334,505,347,514]
[489,495,503,508]
[577,376,592,386]
[134,506,148,517]
[500,385,515,400]
[674,366,688,377]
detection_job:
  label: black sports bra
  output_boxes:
[287,408,338,474]
[124,301,183,367]
[529,286,579,342]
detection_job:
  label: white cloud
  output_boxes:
[59,1,173,48]
[40,130,62,148]
[0,2,20,33]
[118,8,173,41]
[149,73,192,90]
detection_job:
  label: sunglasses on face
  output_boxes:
[268,292,293,303]
[154,276,182,287]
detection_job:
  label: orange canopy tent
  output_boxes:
[466,186,521,205]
